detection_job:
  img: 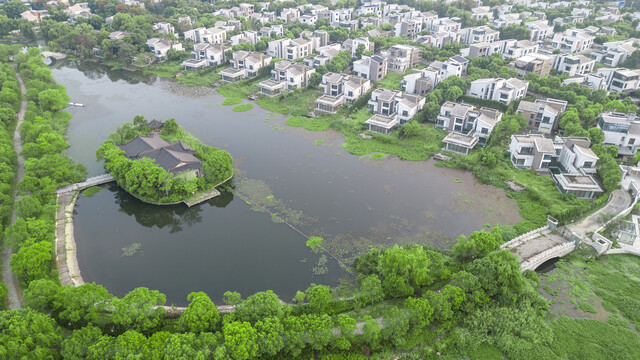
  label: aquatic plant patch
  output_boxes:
[221,97,242,106]
[286,116,332,131]
[232,104,254,112]
[82,186,102,197]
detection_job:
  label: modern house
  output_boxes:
[353,55,388,81]
[146,38,183,61]
[118,135,202,177]
[315,73,371,113]
[508,134,602,199]
[526,20,553,41]
[516,98,568,134]
[364,89,425,134]
[401,68,440,95]
[552,54,595,77]
[430,56,469,80]
[513,53,553,77]
[551,28,595,53]
[258,61,315,96]
[153,22,175,35]
[394,19,423,39]
[596,68,640,93]
[304,44,341,68]
[183,27,226,44]
[589,39,638,67]
[467,78,529,105]
[437,102,503,154]
[230,31,261,46]
[380,44,422,73]
[267,38,313,60]
[342,37,374,58]
[597,112,640,156]
[220,51,272,83]
[181,43,225,70]
[459,26,500,45]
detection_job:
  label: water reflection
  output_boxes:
[68,61,158,85]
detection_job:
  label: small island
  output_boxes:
[97,116,233,206]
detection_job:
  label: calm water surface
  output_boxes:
[54,62,523,305]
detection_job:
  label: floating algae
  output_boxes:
[122,243,142,257]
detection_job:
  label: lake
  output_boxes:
[54,62,523,305]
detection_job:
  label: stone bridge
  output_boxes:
[503,188,636,271]
[55,174,115,194]
[502,216,578,272]
[42,51,67,65]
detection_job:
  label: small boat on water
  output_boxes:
[68,102,85,107]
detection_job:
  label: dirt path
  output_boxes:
[3,69,27,309]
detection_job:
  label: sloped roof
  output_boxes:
[118,135,201,175]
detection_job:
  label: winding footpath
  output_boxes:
[3,69,27,309]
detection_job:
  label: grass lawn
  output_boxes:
[144,61,183,78]
[331,109,447,161]
[286,116,333,131]
[217,76,265,99]
[222,97,242,106]
[255,88,323,116]
[375,71,406,90]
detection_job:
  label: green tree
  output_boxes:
[53,283,115,329]
[499,24,532,41]
[452,229,502,262]
[236,290,283,323]
[37,88,68,112]
[61,325,103,360]
[405,297,433,331]
[306,284,332,314]
[333,314,356,350]
[111,287,166,335]
[359,274,384,305]
[0,309,63,358]
[443,86,463,102]
[223,291,242,306]
[23,279,61,314]
[179,291,220,333]
[10,241,53,286]
[255,317,284,357]
[222,321,258,360]
[3,0,28,18]
[401,120,422,138]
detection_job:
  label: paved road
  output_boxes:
[566,188,633,240]
[3,69,27,310]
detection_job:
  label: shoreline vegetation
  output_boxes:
[133,59,608,237]
[97,117,234,205]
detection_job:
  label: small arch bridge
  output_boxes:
[55,174,115,195]
[502,216,580,272]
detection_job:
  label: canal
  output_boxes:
[54,62,523,305]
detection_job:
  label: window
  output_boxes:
[630,138,636,145]
[480,127,488,134]
[583,161,593,168]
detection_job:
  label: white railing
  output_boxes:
[501,225,550,249]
